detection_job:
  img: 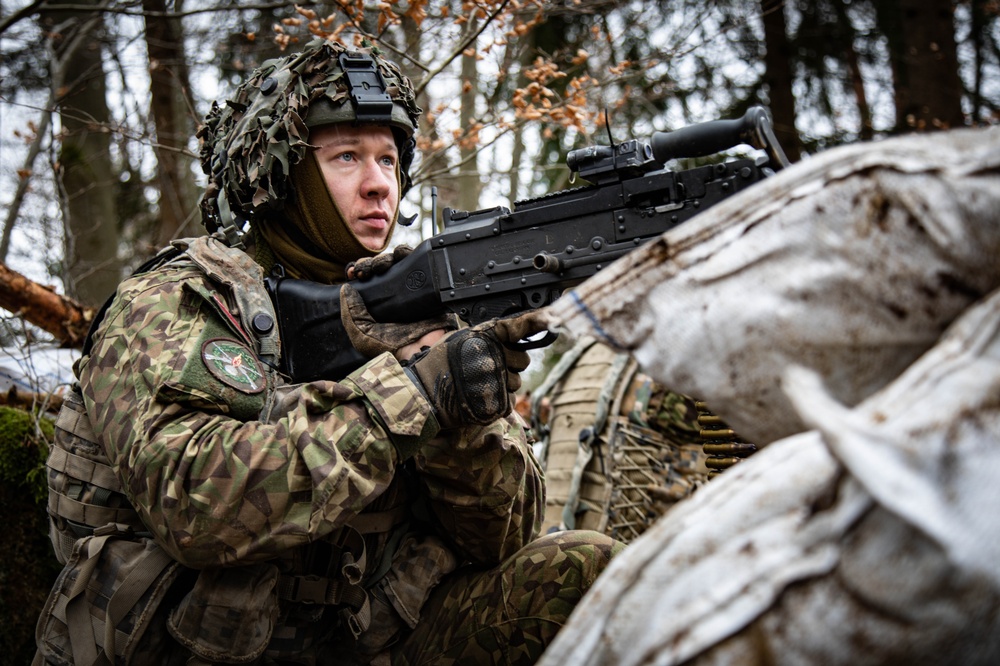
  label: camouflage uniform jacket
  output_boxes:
[77,235,543,658]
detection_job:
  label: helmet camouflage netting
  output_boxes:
[197,38,421,240]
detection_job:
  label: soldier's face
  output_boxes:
[311,124,400,252]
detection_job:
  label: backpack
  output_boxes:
[531,337,710,542]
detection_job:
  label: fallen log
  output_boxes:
[0,263,94,347]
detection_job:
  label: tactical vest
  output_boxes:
[531,337,710,543]
[44,237,282,560]
[36,237,414,665]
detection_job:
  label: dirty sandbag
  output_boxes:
[546,126,1000,445]
[536,284,1000,666]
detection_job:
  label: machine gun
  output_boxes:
[265,107,789,382]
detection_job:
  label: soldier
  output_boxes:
[36,39,622,666]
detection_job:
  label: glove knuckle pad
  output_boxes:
[453,333,507,423]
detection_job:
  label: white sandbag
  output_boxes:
[537,284,1000,666]
[546,126,1000,444]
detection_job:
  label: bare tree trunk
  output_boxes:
[834,0,874,141]
[0,100,52,262]
[760,0,801,161]
[413,9,483,219]
[877,0,965,132]
[498,35,529,205]
[970,0,987,124]
[844,41,874,141]
[143,0,199,247]
[508,125,526,205]
[457,23,484,212]
[46,2,123,306]
[897,0,965,130]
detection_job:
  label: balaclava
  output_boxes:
[253,149,401,283]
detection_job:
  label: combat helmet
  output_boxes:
[197,38,422,246]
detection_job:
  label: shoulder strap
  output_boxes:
[179,236,281,365]
[559,347,634,531]
[530,336,598,468]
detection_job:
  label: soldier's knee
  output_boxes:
[489,529,622,637]
[519,529,624,590]
[534,529,624,559]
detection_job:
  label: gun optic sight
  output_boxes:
[566,139,658,185]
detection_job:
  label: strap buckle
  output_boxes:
[285,574,335,605]
[92,522,135,538]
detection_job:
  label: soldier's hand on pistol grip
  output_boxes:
[407,312,549,430]
[340,283,458,361]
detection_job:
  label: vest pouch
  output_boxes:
[167,562,280,664]
[47,386,147,565]
[35,528,186,665]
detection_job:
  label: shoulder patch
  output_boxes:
[201,338,266,394]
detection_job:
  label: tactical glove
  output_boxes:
[407,312,548,429]
[346,244,413,281]
[340,283,458,360]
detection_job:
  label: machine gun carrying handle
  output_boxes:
[651,106,790,170]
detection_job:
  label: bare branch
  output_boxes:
[0,110,51,262]
[4,0,319,28]
[0,12,96,263]
[0,0,45,38]
[412,0,511,99]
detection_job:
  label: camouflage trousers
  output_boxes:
[394,530,624,665]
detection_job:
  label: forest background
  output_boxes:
[2,0,997,323]
[0,0,997,660]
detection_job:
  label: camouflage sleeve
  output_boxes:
[413,412,545,566]
[80,265,438,569]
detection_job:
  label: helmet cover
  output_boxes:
[197,38,421,238]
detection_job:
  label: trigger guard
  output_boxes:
[512,330,558,351]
